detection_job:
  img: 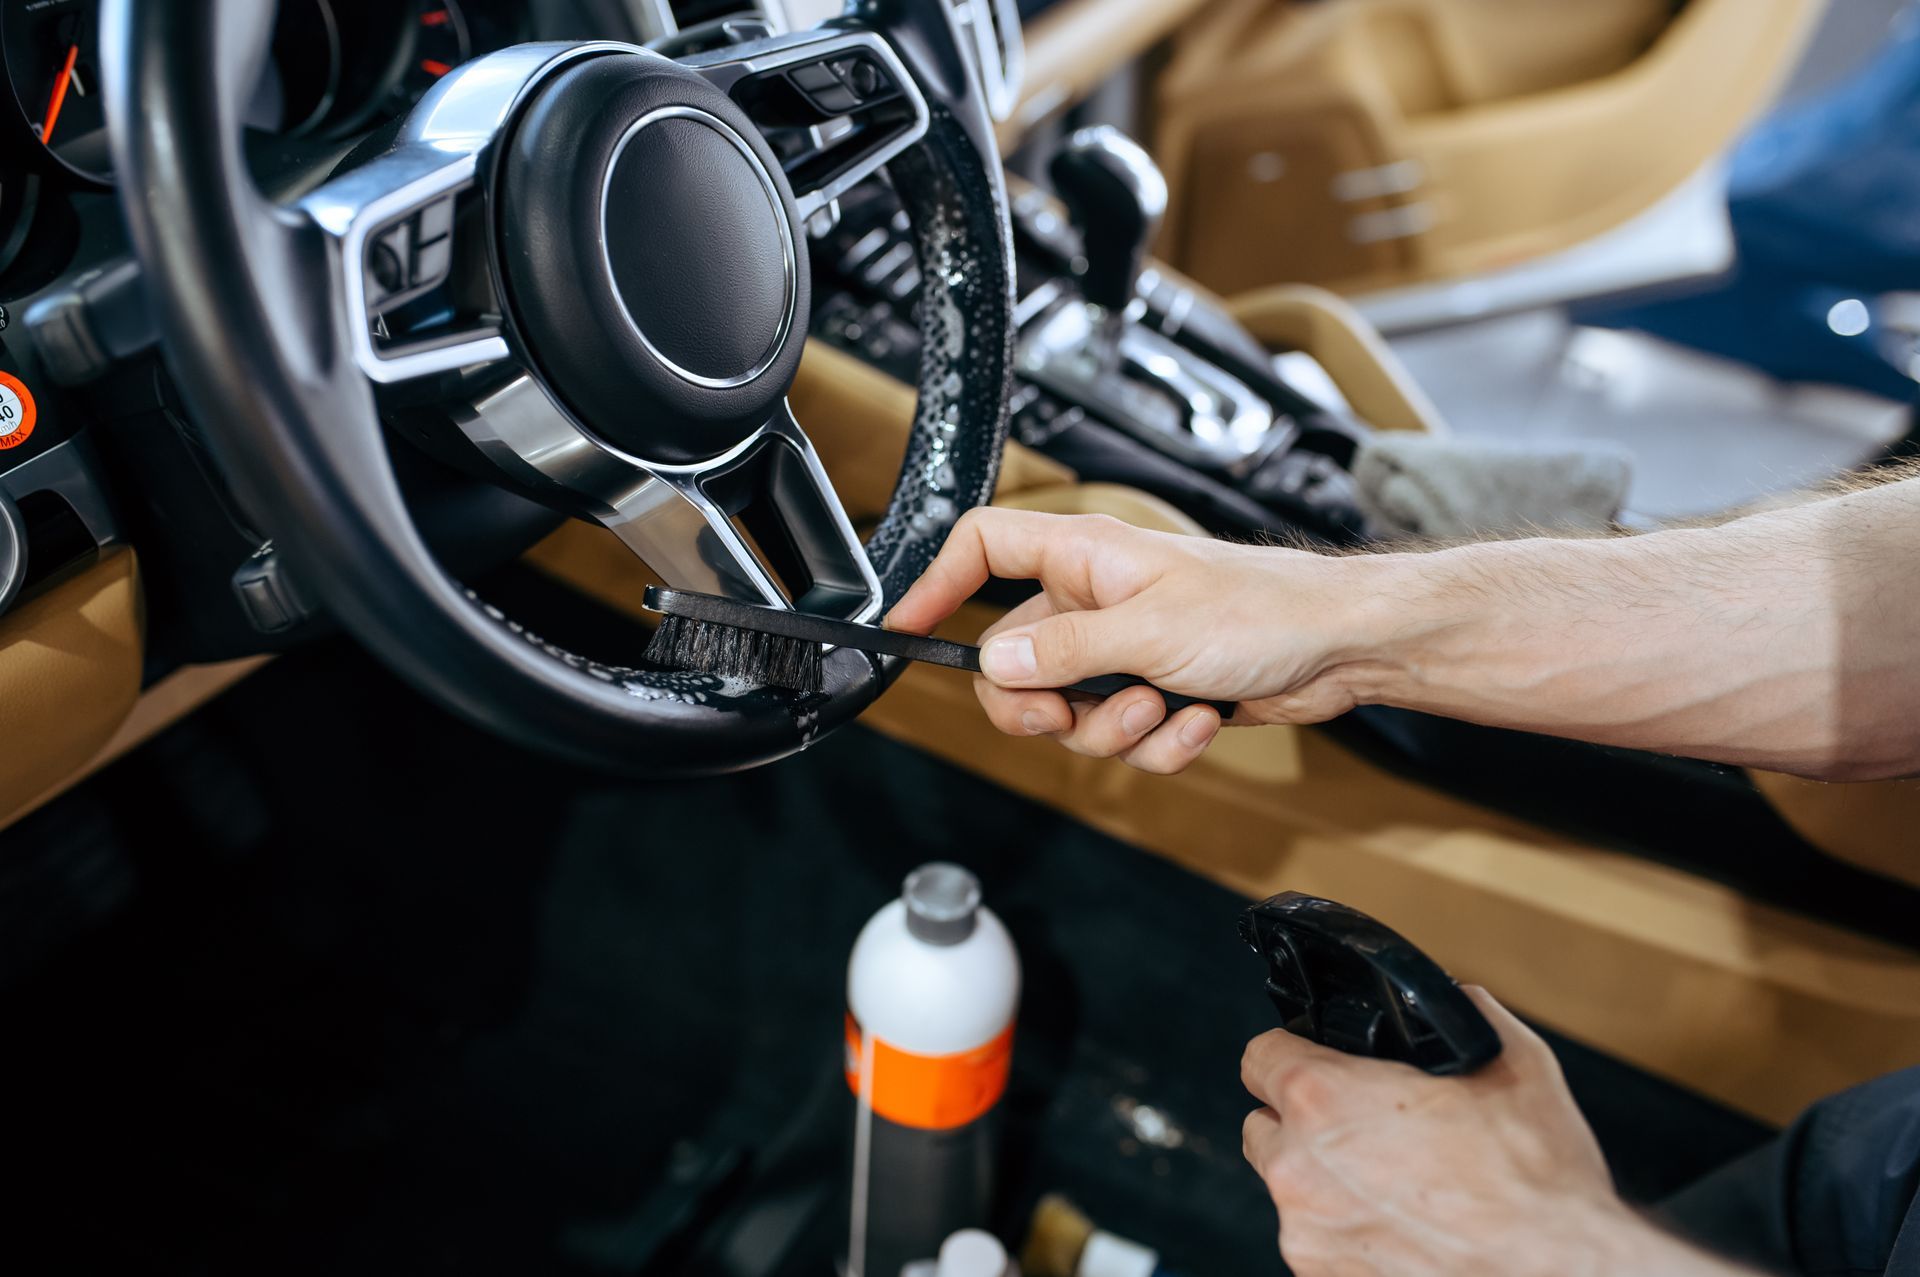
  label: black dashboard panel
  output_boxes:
[0,0,538,293]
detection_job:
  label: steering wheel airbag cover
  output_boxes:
[498,54,808,465]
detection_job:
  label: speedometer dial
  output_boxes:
[2,0,109,184]
[403,2,474,102]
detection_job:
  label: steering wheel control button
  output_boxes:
[418,196,455,244]
[498,54,810,466]
[364,197,456,314]
[369,232,407,299]
[844,58,886,99]
[784,53,896,116]
[0,371,37,450]
[806,81,859,114]
[788,62,838,92]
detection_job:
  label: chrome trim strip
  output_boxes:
[450,375,880,619]
[1017,300,1280,473]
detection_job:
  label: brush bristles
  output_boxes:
[645,613,826,694]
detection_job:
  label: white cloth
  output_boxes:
[1353,433,1633,541]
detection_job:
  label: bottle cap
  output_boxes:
[936,1228,1009,1277]
[903,862,981,946]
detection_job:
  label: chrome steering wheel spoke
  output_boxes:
[449,372,881,621]
[297,43,630,386]
[635,404,883,621]
[682,29,929,230]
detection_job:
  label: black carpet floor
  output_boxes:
[2,640,1772,1275]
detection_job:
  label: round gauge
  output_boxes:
[402,1,474,102]
[2,0,109,184]
[264,0,346,137]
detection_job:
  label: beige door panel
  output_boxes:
[1155,0,1825,297]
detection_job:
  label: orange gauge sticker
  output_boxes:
[0,372,36,451]
[845,1014,1014,1131]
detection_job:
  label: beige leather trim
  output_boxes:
[5,656,271,832]
[1749,771,1920,892]
[999,0,1222,149]
[1227,282,1448,433]
[1155,0,1825,295]
[996,482,1207,535]
[0,549,146,829]
[788,342,1075,522]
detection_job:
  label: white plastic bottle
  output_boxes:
[845,864,1021,1277]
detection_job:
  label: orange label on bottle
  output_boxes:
[0,372,35,451]
[844,1013,1013,1131]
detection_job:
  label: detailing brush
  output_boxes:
[642,586,1236,717]
[646,612,827,695]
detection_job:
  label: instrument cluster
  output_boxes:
[0,0,529,282]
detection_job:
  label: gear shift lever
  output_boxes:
[1048,125,1169,316]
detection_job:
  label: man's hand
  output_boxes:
[1240,987,1749,1276]
[891,473,1920,782]
[887,508,1395,773]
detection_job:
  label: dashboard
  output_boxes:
[0,0,1038,653]
[0,0,814,644]
[0,0,538,288]
[0,0,1036,291]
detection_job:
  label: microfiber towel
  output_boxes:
[1353,433,1633,541]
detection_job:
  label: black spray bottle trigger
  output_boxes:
[1238,892,1503,1077]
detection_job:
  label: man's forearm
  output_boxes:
[1332,478,1920,780]
[1596,1209,1762,1277]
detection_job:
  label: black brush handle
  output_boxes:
[1064,674,1236,719]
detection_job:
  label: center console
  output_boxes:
[810,123,1375,543]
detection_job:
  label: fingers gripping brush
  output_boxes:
[642,587,1237,718]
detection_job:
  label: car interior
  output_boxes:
[4,0,1919,1272]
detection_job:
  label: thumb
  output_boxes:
[977,603,1145,689]
[1461,985,1560,1077]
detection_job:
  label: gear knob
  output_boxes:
[1048,125,1169,314]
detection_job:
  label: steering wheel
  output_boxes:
[99,1,1016,775]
